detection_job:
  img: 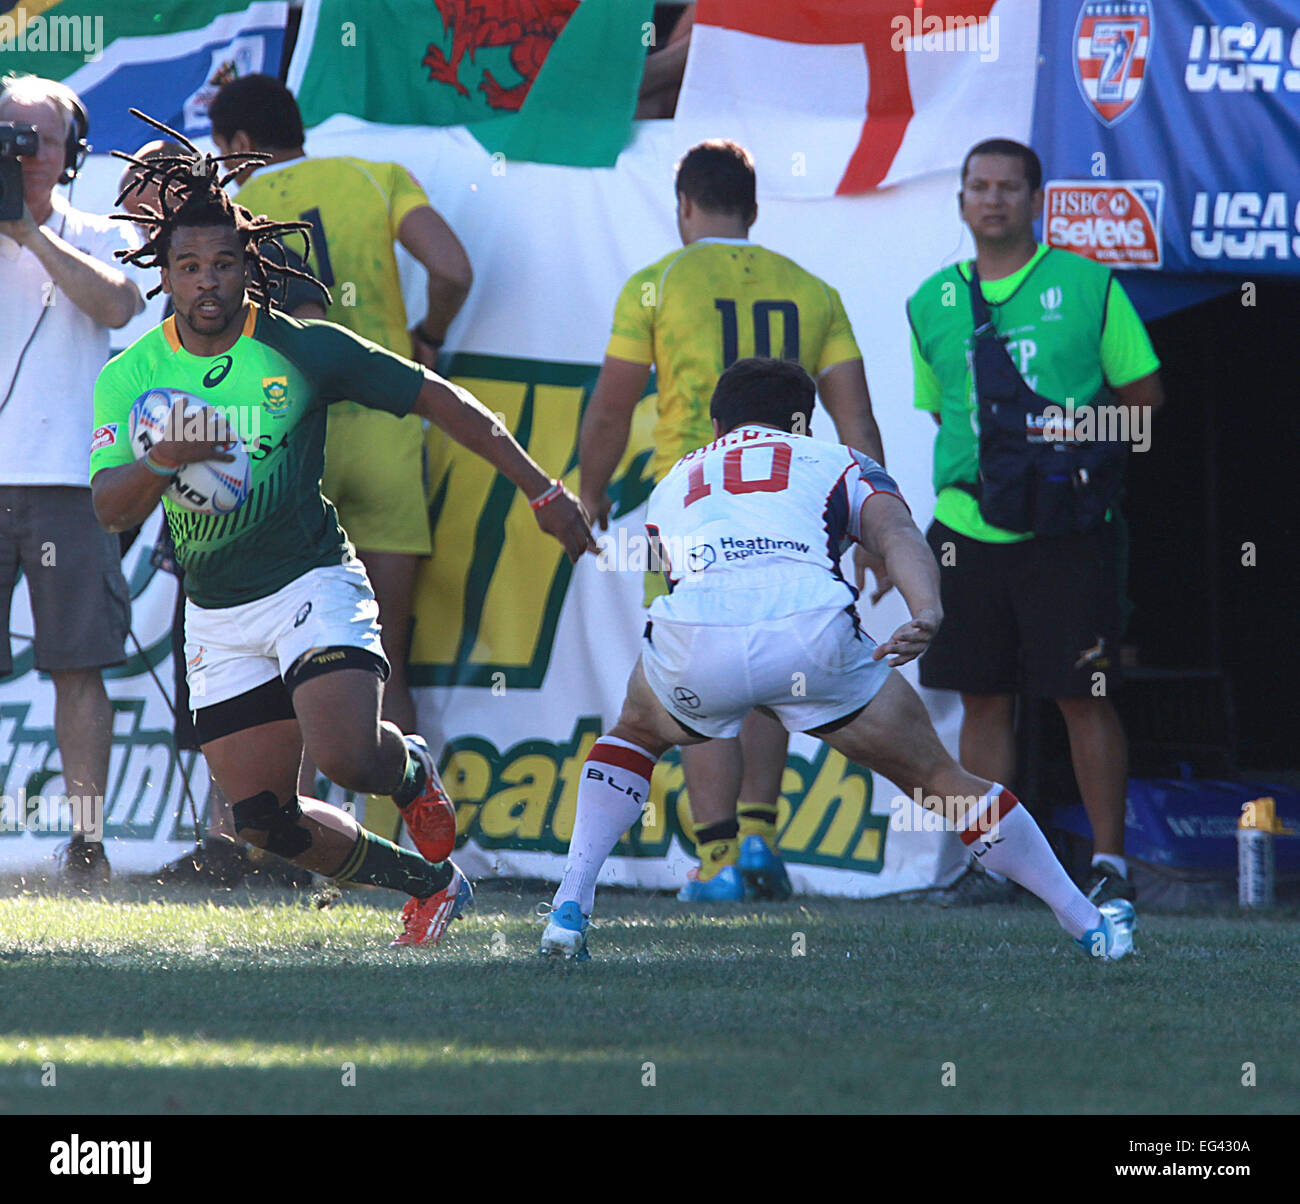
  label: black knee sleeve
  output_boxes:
[232,791,312,859]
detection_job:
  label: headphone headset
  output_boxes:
[59,89,90,184]
[0,73,90,183]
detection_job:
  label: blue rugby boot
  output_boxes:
[1075,899,1137,961]
[738,834,793,901]
[677,864,746,901]
[539,900,590,961]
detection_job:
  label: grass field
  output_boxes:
[1,877,1297,1115]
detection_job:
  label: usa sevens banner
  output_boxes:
[1033,0,1300,276]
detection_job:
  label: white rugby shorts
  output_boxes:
[183,562,388,708]
[640,604,892,739]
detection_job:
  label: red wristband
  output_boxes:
[529,480,564,511]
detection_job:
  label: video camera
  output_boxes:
[0,121,38,221]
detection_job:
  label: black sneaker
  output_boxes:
[56,834,111,890]
[153,838,251,886]
[1085,860,1137,905]
[928,864,1018,908]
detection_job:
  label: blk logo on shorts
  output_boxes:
[672,686,701,710]
[294,602,312,628]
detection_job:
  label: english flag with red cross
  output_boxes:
[675,0,1039,198]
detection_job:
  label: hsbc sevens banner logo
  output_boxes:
[1074,1,1153,126]
[1044,180,1165,268]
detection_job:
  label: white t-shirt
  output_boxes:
[0,194,141,486]
[645,424,905,626]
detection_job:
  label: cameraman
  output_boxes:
[0,74,143,885]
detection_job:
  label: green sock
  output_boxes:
[392,751,426,809]
[332,829,450,898]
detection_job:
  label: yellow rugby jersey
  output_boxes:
[235,156,428,360]
[606,237,862,481]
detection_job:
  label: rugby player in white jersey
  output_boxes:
[541,358,1136,961]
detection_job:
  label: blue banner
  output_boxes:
[1033,0,1300,277]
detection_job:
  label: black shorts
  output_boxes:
[919,520,1122,699]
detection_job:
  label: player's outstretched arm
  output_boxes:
[410,372,597,563]
[578,355,652,531]
[859,494,943,667]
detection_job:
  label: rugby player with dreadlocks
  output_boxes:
[89,113,596,946]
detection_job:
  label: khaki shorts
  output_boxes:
[0,486,128,674]
[323,408,432,557]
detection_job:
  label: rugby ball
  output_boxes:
[129,388,251,515]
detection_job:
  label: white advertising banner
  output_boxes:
[0,116,981,893]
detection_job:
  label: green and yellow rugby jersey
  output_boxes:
[607,238,862,482]
[90,304,425,608]
[235,157,428,416]
[907,244,1159,543]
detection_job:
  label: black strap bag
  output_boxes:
[965,263,1128,537]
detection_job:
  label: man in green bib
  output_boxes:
[906,139,1164,906]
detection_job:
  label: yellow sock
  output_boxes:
[737,805,779,852]
[694,836,739,882]
[363,794,403,844]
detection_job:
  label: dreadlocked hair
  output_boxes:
[110,108,331,308]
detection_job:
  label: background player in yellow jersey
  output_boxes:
[210,75,473,825]
[580,140,886,900]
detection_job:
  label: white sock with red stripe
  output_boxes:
[552,736,657,915]
[958,785,1101,940]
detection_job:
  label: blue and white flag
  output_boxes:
[0,0,289,155]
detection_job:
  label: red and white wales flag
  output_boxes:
[675,0,1039,198]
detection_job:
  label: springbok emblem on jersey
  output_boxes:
[1073,1,1153,127]
[262,376,290,415]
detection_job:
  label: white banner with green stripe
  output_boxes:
[0,118,968,895]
